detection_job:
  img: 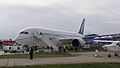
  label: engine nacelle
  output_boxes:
[71,38,85,48]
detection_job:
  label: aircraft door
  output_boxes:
[33,30,43,39]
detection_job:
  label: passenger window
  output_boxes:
[20,32,28,34]
[25,32,28,34]
[20,32,24,34]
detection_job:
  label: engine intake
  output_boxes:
[72,39,80,47]
[71,38,85,48]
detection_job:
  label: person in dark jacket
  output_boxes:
[29,47,34,60]
[50,46,53,52]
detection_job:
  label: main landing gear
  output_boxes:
[108,53,119,58]
[108,54,111,58]
[114,53,118,56]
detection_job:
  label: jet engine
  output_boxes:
[71,38,85,48]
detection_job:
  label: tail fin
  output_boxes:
[78,18,85,35]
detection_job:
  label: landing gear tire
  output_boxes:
[108,54,111,58]
[114,53,118,56]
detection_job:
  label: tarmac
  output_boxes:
[0,52,120,67]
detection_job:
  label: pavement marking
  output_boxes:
[7,59,15,66]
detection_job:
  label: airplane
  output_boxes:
[15,18,86,51]
[94,40,120,57]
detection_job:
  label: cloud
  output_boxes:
[0,0,69,8]
[0,0,120,39]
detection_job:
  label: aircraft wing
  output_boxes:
[58,37,85,45]
[84,33,120,39]
[94,40,111,45]
[99,33,120,37]
[93,40,120,45]
[94,40,120,42]
[58,37,84,41]
[57,38,74,45]
[58,37,76,41]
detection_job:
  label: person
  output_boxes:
[29,47,34,60]
[75,47,78,52]
[59,46,62,52]
[47,46,50,51]
[66,45,68,51]
[50,46,53,52]
[63,45,66,52]
[93,49,102,58]
[34,46,38,53]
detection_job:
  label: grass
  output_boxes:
[0,63,120,68]
[83,45,104,52]
[0,52,74,59]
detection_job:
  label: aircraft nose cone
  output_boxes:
[15,38,20,43]
[15,36,19,41]
[14,35,22,43]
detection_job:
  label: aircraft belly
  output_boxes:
[28,39,46,46]
[108,47,120,52]
[34,39,48,47]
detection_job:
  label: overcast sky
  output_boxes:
[0,0,120,39]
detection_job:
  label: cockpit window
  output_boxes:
[25,32,28,34]
[20,32,24,34]
[20,32,29,34]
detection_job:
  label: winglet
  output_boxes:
[78,18,85,35]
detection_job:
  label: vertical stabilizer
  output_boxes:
[78,18,85,35]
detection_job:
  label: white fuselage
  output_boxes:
[103,42,120,52]
[15,27,84,46]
